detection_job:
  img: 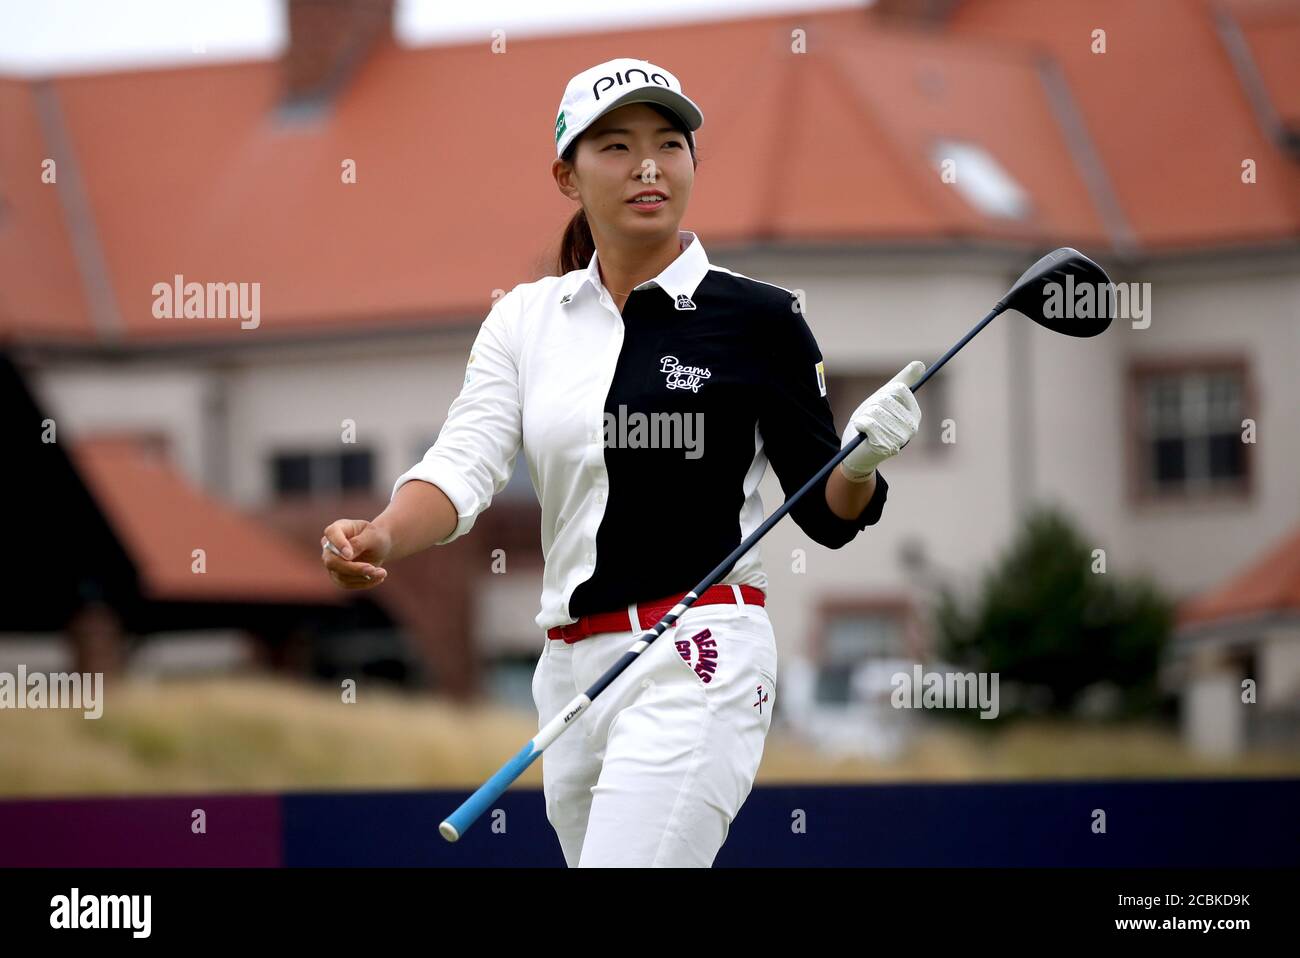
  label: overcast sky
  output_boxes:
[0,0,867,75]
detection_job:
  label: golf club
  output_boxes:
[439,246,1113,842]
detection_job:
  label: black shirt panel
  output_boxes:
[756,289,889,550]
[567,270,887,618]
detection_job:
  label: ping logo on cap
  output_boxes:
[592,67,673,101]
[555,111,567,144]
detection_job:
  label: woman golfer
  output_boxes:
[321,57,924,868]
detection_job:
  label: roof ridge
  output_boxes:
[30,80,121,342]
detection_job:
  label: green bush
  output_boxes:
[931,506,1176,723]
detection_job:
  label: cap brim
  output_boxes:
[598,86,703,131]
[561,87,703,155]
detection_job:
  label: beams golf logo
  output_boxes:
[675,628,719,684]
[659,355,711,392]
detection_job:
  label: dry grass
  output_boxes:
[757,719,1300,783]
[0,675,545,798]
[1,675,1296,798]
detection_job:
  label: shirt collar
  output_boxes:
[561,230,709,308]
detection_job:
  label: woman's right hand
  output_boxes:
[321,518,393,590]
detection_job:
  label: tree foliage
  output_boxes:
[932,506,1176,720]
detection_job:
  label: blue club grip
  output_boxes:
[440,740,542,841]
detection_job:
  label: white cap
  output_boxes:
[554,57,703,158]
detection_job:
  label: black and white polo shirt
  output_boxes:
[392,229,888,632]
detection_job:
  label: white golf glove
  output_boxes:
[839,360,926,482]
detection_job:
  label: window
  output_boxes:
[1132,365,1250,498]
[813,608,907,705]
[826,367,951,454]
[272,448,374,498]
[930,139,1031,219]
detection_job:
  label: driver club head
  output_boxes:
[1002,247,1114,337]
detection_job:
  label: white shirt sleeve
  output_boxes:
[390,289,523,545]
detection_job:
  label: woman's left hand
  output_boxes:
[839,360,926,481]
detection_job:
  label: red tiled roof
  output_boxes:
[0,80,91,338]
[949,0,1300,250]
[1,2,1297,345]
[813,27,1109,247]
[67,434,343,605]
[1223,0,1300,130]
[1178,524,1300,626]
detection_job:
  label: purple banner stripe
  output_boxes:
[0,795,282,867]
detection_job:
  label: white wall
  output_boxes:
[1119,263,1300,598]
[218,336,476,505]
[1260,626,1300,707]
[31,364,212,480]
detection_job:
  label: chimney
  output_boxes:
[870,0,961,27]
[282,0,394,109]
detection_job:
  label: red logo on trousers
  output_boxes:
[675,628,718,684]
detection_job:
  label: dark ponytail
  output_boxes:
[557,204,596,276]
[554,103,698,276]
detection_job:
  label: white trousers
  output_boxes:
[532,598,778,867]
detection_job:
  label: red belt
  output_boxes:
[547,584,766,643]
